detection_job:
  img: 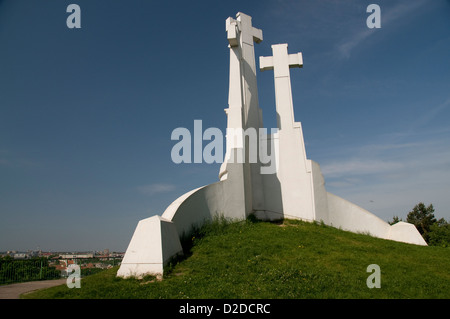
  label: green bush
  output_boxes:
[428,222,450,247]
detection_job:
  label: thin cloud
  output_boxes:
[320,136,450,220]
[137,183,176,195]
[358,142,421,155]
[321,159,403,178]
[337,0,428,58]
[412,97,450,130]
[321,137,450,180]
[337,28,372,59]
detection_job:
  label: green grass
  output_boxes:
[23,218,450,299]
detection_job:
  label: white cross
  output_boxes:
[260,43,303,78]
[259,44,303,130]
[226,12,263,47]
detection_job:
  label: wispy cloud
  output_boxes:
[320,134,450,220]
[321,158,403,178]
[337,28,372,59]
[410,97,450,130]
[136,183,176,195]
[337,0,428,58]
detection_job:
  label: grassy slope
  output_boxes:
[23,219,450,299]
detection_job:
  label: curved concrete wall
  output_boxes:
[162,163,248,238]
[162,182,226,238]
[325,192,427,245]
[311,160,329,223]
[326,192,391,239]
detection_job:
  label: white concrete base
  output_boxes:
[326,192,391,239]
[388,221,427,246]
[117,215,183,278]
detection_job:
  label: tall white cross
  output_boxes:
[260,44,303,130]
[225,12,263,131]
[226,13,263,48]
[260,44,314,222]
[221,12,265,214]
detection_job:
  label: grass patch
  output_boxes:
[23,218,450,299]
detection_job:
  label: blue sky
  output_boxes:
[1,0,449,252]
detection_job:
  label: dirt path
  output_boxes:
[0,279,67,299]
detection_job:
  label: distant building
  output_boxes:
[60,253,94,259]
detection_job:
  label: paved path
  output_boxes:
[0,279,67,299]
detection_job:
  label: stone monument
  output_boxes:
[117,12,426,278]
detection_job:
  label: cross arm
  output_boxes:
[259,44,303,76]
[288,52,303,69]
[252,27,263,44]
[259,56,274,72]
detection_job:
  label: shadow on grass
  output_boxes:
[165,214,265,276]
[162,215,323,277]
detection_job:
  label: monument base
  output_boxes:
[117,215,183,278]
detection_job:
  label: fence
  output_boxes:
[0,257,123,285]
[0,258,60,285]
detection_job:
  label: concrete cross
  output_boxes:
[259,44,303,130]
[223,12,265,213]
[260,44,303,77]
[226,12,263,47]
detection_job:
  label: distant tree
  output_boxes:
[388,216,403,225]
[428,218,450,247]
[436,217,449,227]
[406,202,437,243]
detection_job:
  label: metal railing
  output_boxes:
[0,257,122,285]
[0,258,60,285]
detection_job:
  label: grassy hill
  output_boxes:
[23,218,450,299]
